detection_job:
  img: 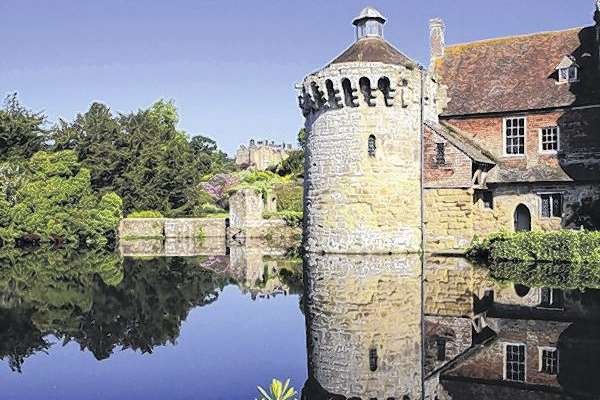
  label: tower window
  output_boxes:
[540,288,564,309]
[325,79,341,109]
[369,348,378,371]
[504,117,526,155]
[368,135,377,157]
[540,126,559,153]
[474,190,494,209]
[435,142,446,165]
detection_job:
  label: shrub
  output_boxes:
[468,230,600,264]
[263,210,303,228]
[127,210,164,219]
[489,261,600,290]
[273,183,302,213]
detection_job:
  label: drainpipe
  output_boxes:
[419,64,426,399]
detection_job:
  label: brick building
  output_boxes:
[424,3,600,251]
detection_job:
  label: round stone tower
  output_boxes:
[299,7,436,254]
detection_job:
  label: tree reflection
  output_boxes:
[0,249,229,369]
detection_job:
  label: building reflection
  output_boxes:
[423,256,600,400]
[302,253,423,399]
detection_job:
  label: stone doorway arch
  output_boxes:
[514,204,532,232]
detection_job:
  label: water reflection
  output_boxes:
[422,255,600,400]
[302,253,423,399]
[0,240,303,375]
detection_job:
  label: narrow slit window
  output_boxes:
[505,344,526,382]
[436,338,447,362]
[368,135,376,157]
[369,348,378,371]
[359,77,375,107]
[377,77,394,106]
[325,79,341,109]
[504,117,526,155]
[435,142,446,165]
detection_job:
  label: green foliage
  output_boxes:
[127,210,164,219]
[273,183,303,213]
[50,100,234,217]
[256,378,297,400]
[0,94,47,162]
[297,128,306,148]
[232,171,290,198]
[0,250,228,369]
[488,261,600,290]
[263,211,303,228]
[468,231,600,263]
[269,150,304,178]
[0,151,122,248]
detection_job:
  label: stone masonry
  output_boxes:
[303,253,423,399]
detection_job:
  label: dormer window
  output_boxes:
[555,56,579,84]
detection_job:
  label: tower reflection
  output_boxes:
[302,253,422,399]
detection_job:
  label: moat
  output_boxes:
[1,239,600,399]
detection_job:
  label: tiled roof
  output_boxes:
[329,37,417,68]
[436,26,600,116]
[425,120,496,165]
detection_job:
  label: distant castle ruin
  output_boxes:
[234,139,293,171]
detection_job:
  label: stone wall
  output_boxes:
[235,141,292,171]
[119,237,226,257]
[424,188,475,252]
[301,62,441,254]
[304,253,422,399]
[424,182,600,252]
[118,218,226,239]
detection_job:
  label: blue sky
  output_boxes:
[0,0,596,154]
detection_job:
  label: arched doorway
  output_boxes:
[514,204,532,232]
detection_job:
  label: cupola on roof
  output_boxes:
[353,6,386,40]
[326,7,416,68]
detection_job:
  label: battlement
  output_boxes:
[298,65,420,118]
[241,139,293,151]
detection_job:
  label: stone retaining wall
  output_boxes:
[119,218,226,239]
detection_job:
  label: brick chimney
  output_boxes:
[429,18,445,71]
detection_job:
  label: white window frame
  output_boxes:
[503,342,527,383]
[539,126,560,154]
[538,346,559,375]
[538,192,564,219]
[558,66,578,84]
[503,117,527,157]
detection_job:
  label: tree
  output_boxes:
[0,94,47,162]
[0,150,122,247]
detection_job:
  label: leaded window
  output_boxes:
[541,126,559,153]
[435,143,446,165]
[505,344,526,382]
[540,288,564,309]
[504,117,526,155]
[540,348,559,375]
[541,193,563,218]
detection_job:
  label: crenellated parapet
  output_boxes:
[298,63,421,118]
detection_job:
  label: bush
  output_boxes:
[489,261,600,290]
[127,210,164,219]
[273,183,302,213]
[263,210,303,228]
[0,151,122,248]
[468,230,600,264]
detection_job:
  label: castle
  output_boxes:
[298,4,600,254]
[297,4,600,399]
[234,139,293,170]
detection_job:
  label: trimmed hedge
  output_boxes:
[468,231,600,264]
[489,261,600,290]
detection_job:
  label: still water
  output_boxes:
[1,238,600,399]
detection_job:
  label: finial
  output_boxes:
[353,7,386,40]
